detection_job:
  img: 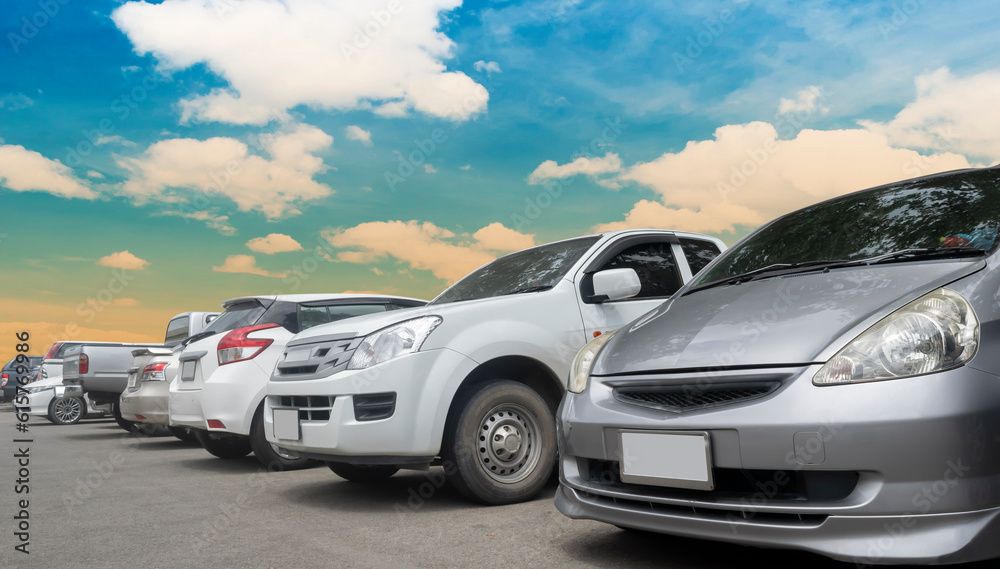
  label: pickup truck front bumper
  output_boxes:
[264,348,478,463]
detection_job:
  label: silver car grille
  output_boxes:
[613,381,780,413]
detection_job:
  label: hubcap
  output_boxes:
[54,397,82,422]
[476,403,540,484]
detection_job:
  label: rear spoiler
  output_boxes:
[131,347,174,358]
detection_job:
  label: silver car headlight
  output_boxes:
[347,316,442,370]
[568,329,618,394]
[813,288,979,386]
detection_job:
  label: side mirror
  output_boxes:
[590,268,641,303]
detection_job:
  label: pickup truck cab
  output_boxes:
[264,229,726,503]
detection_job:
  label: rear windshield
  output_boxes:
[164,316,190,346]
[431,236,601,305]
[203,301,268,334]
[697,169,1000,285]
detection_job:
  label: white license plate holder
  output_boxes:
[180,360,196,381]
[618,430,714,490]
[273,408,301,441]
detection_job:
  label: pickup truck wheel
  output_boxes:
[443,380,556,505]
[327,462,398,482]
[169,426,197,442]
[193,430,253,459]
[249,406,316,471]
[48,396,84,425]
[112,401,138,433]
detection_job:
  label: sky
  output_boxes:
[2,0,1000,360]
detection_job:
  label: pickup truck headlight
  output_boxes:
[347,316,442,370]
[813,288,979,386]
[568,329,618,394]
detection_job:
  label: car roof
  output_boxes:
[220,293,427,308]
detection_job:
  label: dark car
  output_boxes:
[1,356,43,402]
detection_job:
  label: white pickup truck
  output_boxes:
[265,229,726,504]
[62,312,218,432]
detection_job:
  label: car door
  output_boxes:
[576,234,689,338]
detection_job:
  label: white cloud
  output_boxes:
[527,153,623,185]
[424,164,437,174]
[860,67,1000,163]
[98,250,150,270]
[0,144,95,199]
[0,93,34,111]
[117,123,334,219]
[86,170,105,179]
[212,254,287,278]
[95,134,137,147]
[321,220,535,283]
[777,85,828,116]
[246,233,303,254]
[460,164,471,170]
[160,210,237,236]
[112,0,489,125]
[345,125,373,146]
[474,60,501,74]
[599,121,972,235]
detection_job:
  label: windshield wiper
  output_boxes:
[505,285,554,296]
[179,330,218,348]
[686,260,857,295]
[865,246,986,265]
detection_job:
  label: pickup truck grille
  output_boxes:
[272,336,362,381]
[272,395,336,421]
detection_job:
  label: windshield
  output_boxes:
[202,300,267,335]
[431,236,601,305]
[696,169,1000,286]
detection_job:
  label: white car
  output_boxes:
[264,230,726,503]
[18,375,110,425]
[169,294,426,470]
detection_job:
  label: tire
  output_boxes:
[327,462,398,482]
[47,396,85,425]
[249,405,316,471]
[169,426,198,442]
[193,429,253,459]
[442,380,556,505]
[112,400,138,433]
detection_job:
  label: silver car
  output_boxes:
[556,166,1000,564]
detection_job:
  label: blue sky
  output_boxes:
[2,0,1000,349]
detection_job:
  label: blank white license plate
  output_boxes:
[127,373,138,388]
[283,347,311,364]
[180,360,196,381]
[273,408,301,441]
[619,430,714,490]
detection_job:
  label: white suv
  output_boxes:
[168,294,426,470]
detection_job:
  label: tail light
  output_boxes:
[44,342,63,359]
[78,353,89,375]
[217,324,279,366]
[207,419,226,429]
[1,373,8,388]
[141,362,169,381]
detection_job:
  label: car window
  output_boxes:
[164,316,191,345]
[680,238,723,277]
[298,304,390,331]
[598,242,682,299]
[698,171,1000,285]
[299,306,330,330]
[203,301,268,334]
[432,236,601,305]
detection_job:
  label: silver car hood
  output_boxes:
[593,259,986,375]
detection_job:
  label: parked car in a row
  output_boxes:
[555,166,1000,565]
[263,229,726,503]
[2,355,42,402]
[62,312,219,433]
[19,376,111,424]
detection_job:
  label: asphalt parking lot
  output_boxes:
[0,407,986,569]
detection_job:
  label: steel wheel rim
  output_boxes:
[476,402,540,484]
[54,397,82,422]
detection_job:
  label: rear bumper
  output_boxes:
[120,382,170,424]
